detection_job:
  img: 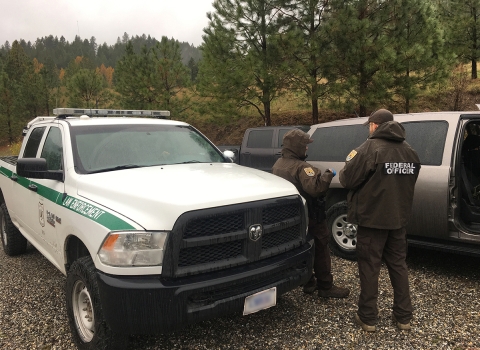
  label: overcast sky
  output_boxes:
[1,0,215,48]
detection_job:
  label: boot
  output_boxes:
[355,314,376,332]
[318,284,350,298]
[303,275,317,294]
[392,312,411,330]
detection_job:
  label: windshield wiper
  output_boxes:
[88,164,141,174]
[179,160,202,164]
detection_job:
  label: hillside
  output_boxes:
[193,111,355,146]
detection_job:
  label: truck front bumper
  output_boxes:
[96,240,313,334]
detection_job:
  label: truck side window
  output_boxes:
[401,121,448,166]
[247,130,274,148]
[23,127,46,158]
[278,129,290,147]
[40,127,63,170]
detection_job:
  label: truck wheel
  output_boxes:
[326,201,357,261]
[66,256,128,350]
[0,203,27,256]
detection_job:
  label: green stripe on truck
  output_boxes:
[0,166,135,231]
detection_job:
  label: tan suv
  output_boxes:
[307,111,480,260]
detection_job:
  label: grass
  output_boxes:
[0,142,21,157]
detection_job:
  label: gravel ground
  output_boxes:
[0,245,479,350]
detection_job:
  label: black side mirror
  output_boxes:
[16,158,64,181]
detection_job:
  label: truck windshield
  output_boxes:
[70,124,226,174]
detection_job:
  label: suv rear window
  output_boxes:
[308,120,448,165]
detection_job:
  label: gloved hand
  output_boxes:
[329,168,337,177]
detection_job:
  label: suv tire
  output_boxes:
[326,201,357,261]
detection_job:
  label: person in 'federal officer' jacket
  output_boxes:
[273,129,350,298]
[339,109,420,332]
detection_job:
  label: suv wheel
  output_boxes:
[0,202,27,256]
[326,201,357,261]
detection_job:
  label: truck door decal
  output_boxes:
[38,202,45,227]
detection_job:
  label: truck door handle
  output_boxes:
[28,184,38,192]
[10,175,18,182]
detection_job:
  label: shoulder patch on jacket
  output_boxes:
[346,150,357,161]
[304,167,315,177]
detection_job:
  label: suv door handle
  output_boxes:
[28,184,38,192]
[10,175,18,182]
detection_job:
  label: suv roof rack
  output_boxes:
[52,108,170,119]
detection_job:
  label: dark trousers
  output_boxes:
[309,218,333,290]
[356,226,413,325]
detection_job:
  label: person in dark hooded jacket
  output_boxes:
[272,129,350,298]
[339,109,420,332]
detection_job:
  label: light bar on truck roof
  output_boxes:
[53,108,171,118]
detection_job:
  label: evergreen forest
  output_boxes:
[1,0,480,146]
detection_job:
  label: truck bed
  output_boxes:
[0,156,18,166]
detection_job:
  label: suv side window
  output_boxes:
[402,121,448,166]
[308,121,448,165]
[23,127,46,158]
[246,130,274,148]
[40,127,63,170]
[308,125,368,161]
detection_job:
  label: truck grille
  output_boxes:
[162,195,306,278]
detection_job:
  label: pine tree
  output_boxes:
[153,37,190,114]
[198,0,291,126]
[277,0,333,124]
[327,0,396,116]
[440,0,480,79]
[390,0,452,113]
[66,68,107,108]
[115,39,190,114]
[1,41,33,143]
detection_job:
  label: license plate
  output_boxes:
[243,287,277,316]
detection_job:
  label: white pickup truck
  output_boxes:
[0,108,313,349]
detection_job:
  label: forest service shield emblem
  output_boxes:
[346,150,357,161]
[304,167,315,177]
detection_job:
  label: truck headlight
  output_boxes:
[98,231,168,267]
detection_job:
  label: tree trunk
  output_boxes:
[405,68,410,113]
[264,101,271,126]
[472,59,477,79]
[359,61,368,117]
[311,81,319,124]
[7,117,13,145]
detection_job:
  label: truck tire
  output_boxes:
[326,201,357,261]
[0,203,27,256]
[66,256,128,350]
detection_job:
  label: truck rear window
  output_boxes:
[246,130,274,148]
